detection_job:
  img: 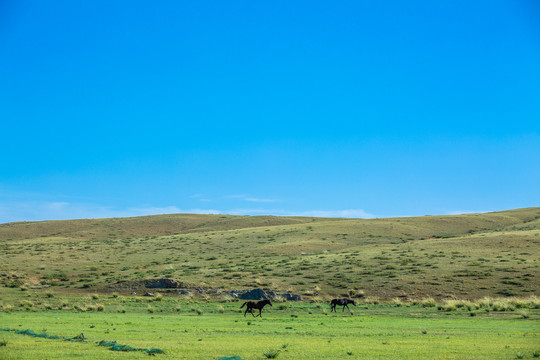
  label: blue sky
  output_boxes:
[1,0,539,223]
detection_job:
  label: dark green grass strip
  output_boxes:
[0,328,166,355]
[97,339,166,354]
[1,328,85,342]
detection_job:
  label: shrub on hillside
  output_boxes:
[421,297,436,307]
[348,289,365,298]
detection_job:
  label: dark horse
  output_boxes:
[330,298,356,312]
[240,299,272,317]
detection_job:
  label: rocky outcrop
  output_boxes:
[107,281,302,301]
[230,288,302,301]
[280,293,302,301]
[143,278,180,289]
[237,288,271,300]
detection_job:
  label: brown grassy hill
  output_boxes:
[0,214,332,242]
[1,208,539,300]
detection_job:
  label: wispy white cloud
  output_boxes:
[244,198,277,203]
[48,202,69,210]
[0,201,115,223]
[288,209,375,218]
[189,194,206,199]
[224,194,279,203]
[445,210,487,216]
[0,201,224,223]
[189,194,212,202]
[224,194,249,199]
[0,200,374,224]
[222,208,375,219]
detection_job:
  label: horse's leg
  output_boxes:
[244,308,248,317]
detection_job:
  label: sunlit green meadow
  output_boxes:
[1,299,539,360]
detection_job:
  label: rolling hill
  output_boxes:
[1,207,539,300]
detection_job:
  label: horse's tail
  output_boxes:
[240,302,246,309]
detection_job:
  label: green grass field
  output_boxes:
[1,292,539,360]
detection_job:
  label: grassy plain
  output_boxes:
[1,291,539,360]
[1,208,540,359]
[1,207,539,299]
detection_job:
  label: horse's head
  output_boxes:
[266,299,272,306]
[351,300,357,306]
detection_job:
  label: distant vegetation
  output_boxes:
[1,207,539,300]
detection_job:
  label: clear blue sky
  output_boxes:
[1,0,539,223]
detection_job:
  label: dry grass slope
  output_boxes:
[1,207,539,300]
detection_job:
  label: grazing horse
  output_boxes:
[240,299,272,317]
[330,298,356,312]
